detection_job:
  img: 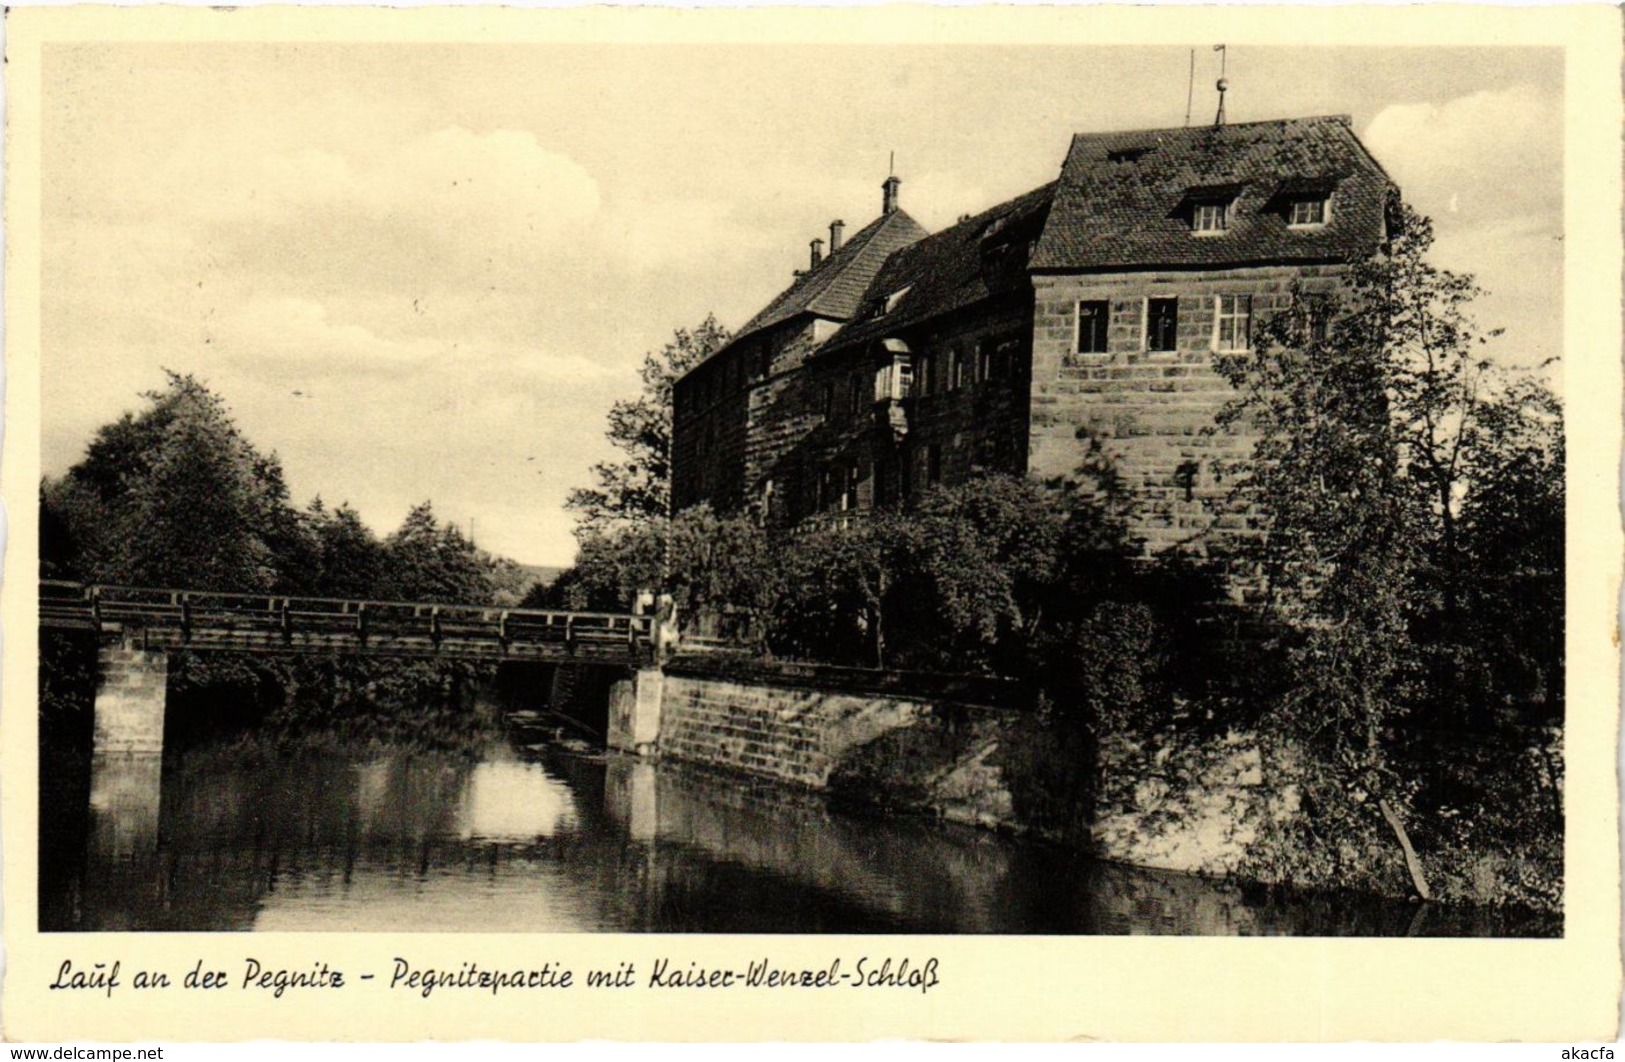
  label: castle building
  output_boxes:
[672,115,1398,554]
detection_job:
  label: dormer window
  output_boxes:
[1272,176,1340,228]
[878,284,912,318]
[1107,146,1152,164]
[1193,201,1228,234]
[1180,182,1244,236]
[1289,197,1329,227]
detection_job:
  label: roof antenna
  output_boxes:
[1213,44,1228,127]
[1184,48,1194,127]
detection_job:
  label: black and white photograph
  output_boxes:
[6,3,1619,1045]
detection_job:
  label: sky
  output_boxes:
[40,43,1563,567]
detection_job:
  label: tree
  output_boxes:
[562,504,780,647]
[379,502,494,604]
[42,372,308,593]
[903,475,1066,671]
[1213,203,1562,900]
[776,512,914,668]
[1429,370,1564,727]
[305,498,387,599]
[566,315,730,539]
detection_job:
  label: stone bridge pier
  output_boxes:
[89,638,169,859]
[93,640,170,757]
[607,668,663,756]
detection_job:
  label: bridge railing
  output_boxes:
[39,580,655,655]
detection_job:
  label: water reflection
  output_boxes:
[88,754,163,860]
[41,743,1558,936]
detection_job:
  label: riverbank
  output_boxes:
[648,655,1563,921]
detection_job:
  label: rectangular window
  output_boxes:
[822,381,836,418]
[1076,300,1110,354]
[850,373,866,413]
[1193,202,1228,233]
[1214,295,1252,351]
[896,357,915,399]
[996,336,1022,380]
[946,348,962,392]
[1302,293,1331,344]
[1146,297,1178,352]
[977,339,994,382]
[1289,198,1328,226]
[926,443,943,485]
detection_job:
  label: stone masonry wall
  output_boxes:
[774,298,1033,521]
[743,319,836,524]
[652,662,1302,878]
[93,644,168,756]
[658,670,928,788]
[1028,264,1349,556]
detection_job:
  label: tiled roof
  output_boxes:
[734,209,929,338]
[1030,115,1396,272]
[820,181,1058,355]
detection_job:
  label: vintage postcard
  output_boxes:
[3,3,1619,1043]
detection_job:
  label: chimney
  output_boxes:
[882,175,901,215]
[829,219,845,253]
[809,237,824,269]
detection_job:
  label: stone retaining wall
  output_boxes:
[642,658,1276,877]
[657,667,933,788]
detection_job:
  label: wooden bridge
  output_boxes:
[40,580,659,665]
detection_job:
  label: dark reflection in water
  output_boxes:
[41,743,1557,936]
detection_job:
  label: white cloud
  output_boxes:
[177,127,602,236]
[1364,84,1561,225]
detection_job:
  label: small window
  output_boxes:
[1214,294,1252,352]
[1289,198,1328,227]
[875,352,914,402]
[1302,293,1331,344]
[895,357,915,399]
[850,373,866,412]
[840,461,861,512]
[977,339,994,383]
[1193,202,1228,234]
[1146,297,1179,353]
[996,336,1022,379]
[822,381,836,418]
[1076,300,1110,354]
[947,348,966,392]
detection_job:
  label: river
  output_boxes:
[40,735,1556,936]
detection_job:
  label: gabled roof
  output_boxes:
[1030,115,1396,272]
[820,181,1057,356]
[734,208,929,338]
